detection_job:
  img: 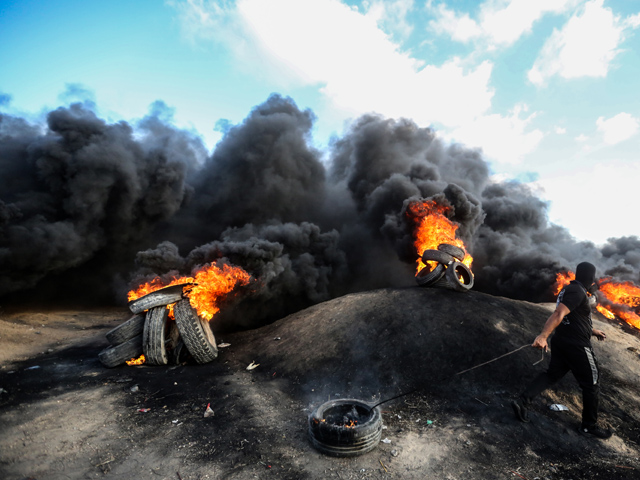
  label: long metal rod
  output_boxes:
[368,343,534,411]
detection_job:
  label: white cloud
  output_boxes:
[528,0,640,85]
[365,0,415,39]
[575,134,588,142]
[172,0,544,165]
[537,161,640,244]
[596,112,639,145]
[448,104,543,164]
[555,126,567,134]
[428,0,578,48]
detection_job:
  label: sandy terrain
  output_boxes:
[1,287,639,480]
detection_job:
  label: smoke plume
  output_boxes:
[1,94,639,326]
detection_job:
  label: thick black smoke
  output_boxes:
[1,94,639,325]
[0,102,205,300]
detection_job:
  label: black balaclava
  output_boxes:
[575,262,596,288]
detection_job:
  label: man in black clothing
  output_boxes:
[512,262,612,439]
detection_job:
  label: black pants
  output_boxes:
[521,338,600,427]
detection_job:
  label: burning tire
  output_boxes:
[98,334,143,368]
[437,243,465,261]
[174,299,218,364]
[415,262,446,287]
[445,261,474,292]
[143,307,170,365]
[128,283,192,314]
[421,249,454,266]
[105,314,145,345]
[308,399,382,457]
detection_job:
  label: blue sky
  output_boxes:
[1,0,639,245]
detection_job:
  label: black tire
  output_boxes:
[174,299,218,364]
[421,249,454,266]
[105,314,145,345]
[143,307,169,365]
[308,399,382,457]
[437,243,466,261]
[416,262,445,287]
[171,339,191,365]
[445,261,474,292]
[98,334,143,368]
[128,283,192,314]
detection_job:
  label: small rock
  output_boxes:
[391,449,398,457]
[130,385,139,393]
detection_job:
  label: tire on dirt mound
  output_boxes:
[437,243,465,261]
[445,261,474,292]
[105,314,145,345]
[98,334,143,368]
[308,399,382,457]
[415,262,446,287]
[421,249,454,266]
[143,307,170,365]
[128,283,192,314]
[174,299,218,364]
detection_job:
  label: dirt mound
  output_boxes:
[1,287,640,479]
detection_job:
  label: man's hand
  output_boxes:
[592,329,606,341]
[532,335,549,352]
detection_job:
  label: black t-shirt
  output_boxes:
[553,281,593,347]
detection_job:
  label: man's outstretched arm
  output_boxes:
[532,303,570,351]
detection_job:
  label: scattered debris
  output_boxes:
[381,438,391,444]
[0,387,6,395]
[379,459,388,473]
[138,408,151,413]
[549,404,569,411]
[390,449,398,457]
[246,361,260,370]
[25,366,41,370]
[204,403,214,418]
[217,343,231,348]
[130,385,139,393]
[274,337,281,341]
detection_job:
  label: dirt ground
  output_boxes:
[1,287,640,480]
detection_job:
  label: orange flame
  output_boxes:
[126,354,145,366]
[553,271,575,296]
[596,304,615,320]
[554,271,640,330]
[597,278,640,330]
[128,263,251,321]
[406,200,473,273]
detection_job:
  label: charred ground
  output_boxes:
[1,287,640,480]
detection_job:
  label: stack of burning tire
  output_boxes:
[415,243,474,292]
[98,283,219,368]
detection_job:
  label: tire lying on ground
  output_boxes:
[308,399,383,457]
[421,249,454,266]
[128,283,192,314]
[415,262,446,287]
[105,314,145,345]
[445,261,474,292]
[437,243,466,261]
[174,299,218,364]
[143,307,170,365]
[98,334,143,368]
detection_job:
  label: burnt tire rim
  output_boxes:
[446,261,474,291]
[308,399,382,457]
